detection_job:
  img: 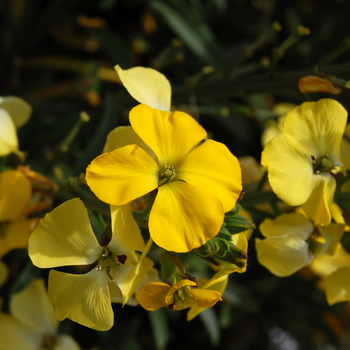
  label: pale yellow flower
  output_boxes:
[29,198,153,331]
[261,99,347,224]
[0,278,80,350]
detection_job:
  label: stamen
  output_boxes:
[158,165,177,186]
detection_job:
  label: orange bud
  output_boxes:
[298,76,342,94]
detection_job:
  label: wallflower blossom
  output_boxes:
[0,169,37,257]
[0,278,80,350]
[261,99,347,224]
[0,96,32,157]
[28,198,153,331]
[86,104,242,252]
[255,212,344,277]
[136,278,222,312]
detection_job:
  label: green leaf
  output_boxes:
[225,214,256,234]
[150,0,227,68]
[148,309,169,350]
[199,308,220,346]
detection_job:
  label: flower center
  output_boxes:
[312,155,333,174]
[166,286,193,310]
[95,246,127,281]
[158,165,176,186]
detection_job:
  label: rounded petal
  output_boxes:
[0,170,31,222]
[129,105,207,168]
[176,139,242,212]
[10,278,58,335]
[324,266,350,305]
[0,109,18,156]
[28,199,102,269]
[110,255,154,305]
[187,288,222,308]
[0,314,41,350]
[0,96,32,128]
[115,65,171,112]
[259,213,313,240]
[283,99,347,164]
[262,133,316,206]
[255,235,312,277]
[55,335,81,350]
[149,181,224,252]
[301,174,336,224]
[136,282,170,311]
[48,269,113,331]
[103,126,154,158]
[108,203,145,255]
[86,144,158,206]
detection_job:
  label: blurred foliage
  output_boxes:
[2,0,350,349]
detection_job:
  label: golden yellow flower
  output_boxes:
[86,104,242,253]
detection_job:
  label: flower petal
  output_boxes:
[115,65,171,112]
[150,181,224,252]
[0,96,32,128]
[176,140,242,212]
[103,126,155,159]
[259,213,313,240]
[301,174,336,224]
[136,282,170,311]
[55,335,81,350]
[187,288,222,308]
[48,269,114,331]
[108,203,145,255]
[110,253,154,305]
[86,144,158,206]
[324,266,350,305]
[0,314,41,350]
[28,199,102,269]
[0,108,18,156]
[129,105,207,168]
[261,133,316,206]
[317,223,344,256]
[0,169,31,222]
[10,278,58,335]
[255,235,312,277]
[187,275,227,321]
[283,99,347,163]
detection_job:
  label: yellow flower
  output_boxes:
[323,266,350,305]
[0,169,37,258]
[0,278,80,350]
[261,99,347,224]
[261,102,295,147]
[28,198,153,331]
[86,104,242,253]
[186,273,228,321]
[255,212,344,277]
[136,278,222,311]
[115,65,171,112]
[0,96,32,156]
